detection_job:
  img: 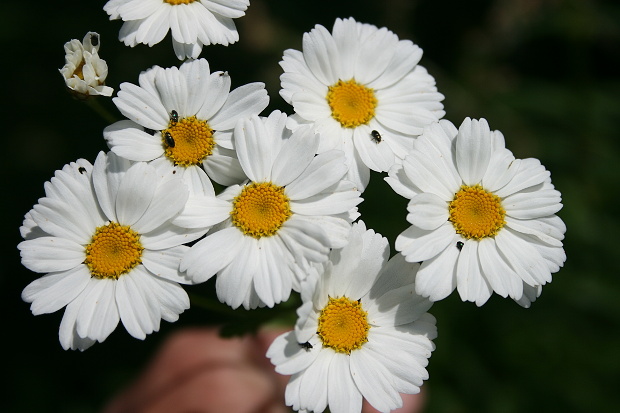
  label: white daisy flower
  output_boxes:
[179,111,363,310]
[280,17,445,191]
[104,0,250,60]
[59,32,113,98]
[267,221,437,413]
[18,152,206,351]
[104,58,269,189]
[386,118,566,306]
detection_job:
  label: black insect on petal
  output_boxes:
[170,110,179,124]
[78,166,87,174]
[456,241,464,251]
[371,130,382,143]
[299,342,313,351]
[90,34,99,47]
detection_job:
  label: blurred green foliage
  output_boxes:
[2,0,619,412]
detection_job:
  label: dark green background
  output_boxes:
[3,0,619,412]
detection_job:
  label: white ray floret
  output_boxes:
[178,111,363,309]
[104,58,269,191]
[267,221,437,413]
[280,17,445,191]
[104,0,250,60]
[386,118,566,306]
[59,32,113,98]
[19,152,206,350]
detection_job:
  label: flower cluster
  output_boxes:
[22,3,566,413]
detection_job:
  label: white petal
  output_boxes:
[141,246,192,285]
[114,82,168,130]
[203,146,247,186]
[172,195,230,229]
[209,82,269,130]
[297,350,332,413]
[271,126,319,186]
[353,126,395,172]
[285,150,348,200]
[92,152,132,223]
[215,236,258,309]
[133,178,188,234]
[115,162,157,226]
[415,244,459,302]
[115,269,161,339]
[75,278,120,342]
[180,227,242,283]
[302,23,339,85]
[503,189,562,219]
[328,353,362,413]
[456,240,493,306]
[456,118,492,185]
[18,237,84,273]
[22,266,90,315]
[59,295,98,351]
[406,193,449,231]
[505,215,565,247]
[350,347,402,412]
[140,223,207,250]
[290,184,362,217]
[395,223,454,263]
[495,229,552,285]
[234,115,275,182]
[478,238,523,299]
[104,120,164,161]
[266,331,319,375]
[278,217,331,265]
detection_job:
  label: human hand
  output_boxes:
[103,327,425,413]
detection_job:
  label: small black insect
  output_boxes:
[78,166,87,174]
[299,342,313,351]
[90,34,99,47]
[371,130,382,143]
[170,110,179,124]
[456,241,464,251]
[164,132,175,148]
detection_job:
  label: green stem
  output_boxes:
[86,98,118,124]
[188,292,243,317]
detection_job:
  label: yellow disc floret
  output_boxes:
[164,0,197,5]
[449,185,506,240]
[162,115,215,167]
[230,182,292,239]
[84,222,143,280]
[327,79,377,128]
[317,296,370,354]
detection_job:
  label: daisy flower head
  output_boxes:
[104,58,269,190]
[386,118,566,306]
[267,221,437,413]
[59,32,113,99]
[18,152,207,350]
[178,110,363,310]
[280,17,445,191]
[104,0,250,60]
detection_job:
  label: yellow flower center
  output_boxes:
[84,222,143,280]
[317,297,369,354]
[448,185,506,239]
[326,79,377,128]
[230,182,292,239]
[164,0,197,5]
[162,115,215,167]
[73,60,85,80]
